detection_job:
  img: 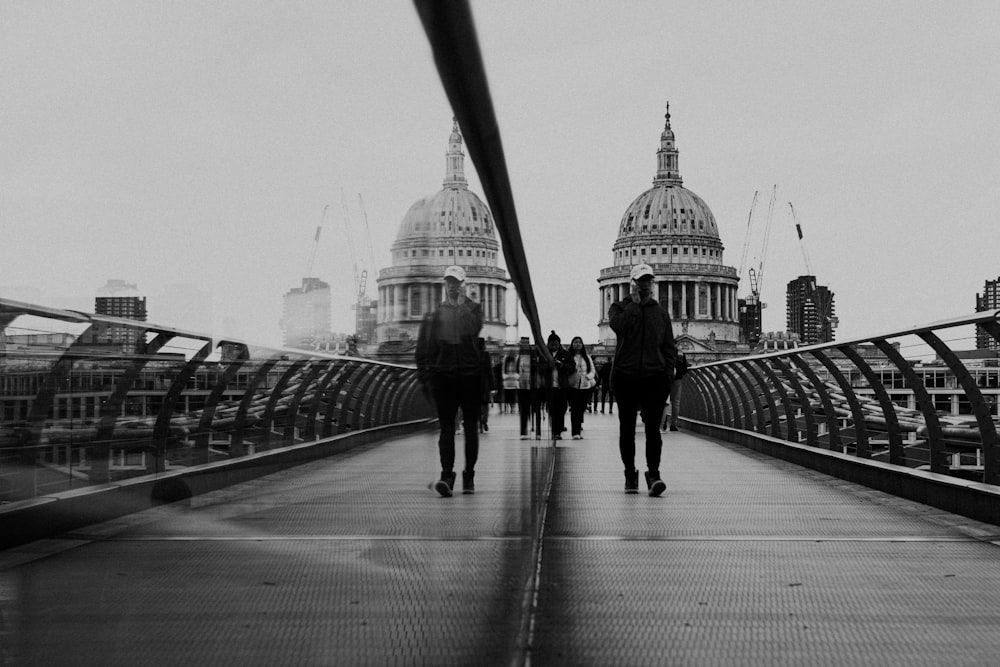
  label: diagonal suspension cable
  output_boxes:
[412,0,550,361]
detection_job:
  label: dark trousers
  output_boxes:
[568,388,591,436]
[431,374,482,473]
[613,372,670,472]
[517,388,539,436]
[600,385,614,413]
[546,387,568,437]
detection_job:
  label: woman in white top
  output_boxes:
[566,336,596,439]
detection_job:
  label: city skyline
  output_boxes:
[2,2,998,350]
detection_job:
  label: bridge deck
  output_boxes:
[4,412,1000,666]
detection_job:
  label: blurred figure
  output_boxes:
[416,265,484,496]
[566,336,596,439]
[661,351,689,432]
[478,337,492,433]
[502,351,519,414]
[597,361,614,415]
[514,337,539,439]
[609,264,677,496]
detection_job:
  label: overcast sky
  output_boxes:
[2,1,998,350]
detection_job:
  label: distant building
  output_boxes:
[280,278,332,350]
[976,276,1000,351]
[739,295,764,348]
[93,279,147,354]
[353,297,377,346]
[597,102,744,364]
[786,275,836,345]
[375,120,509,350]
[756,330,800,353]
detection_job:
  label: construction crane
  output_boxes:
[755,185,778,298]
[739,185,777,304]
[736,187,776,347]
[357,194,377,295]
[305,205,330,279]
[788,202,813,275]
[340,188,363,299]
[737,190,759,289]
[788,202,838,338]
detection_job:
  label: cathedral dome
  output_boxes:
[394,185,495,246]
[390,119,499,268]
[376,120,509,347]
[598,102,740,352]
[617,184,720,242]
[610,103,726,269]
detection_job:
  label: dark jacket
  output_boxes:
[540,345,575,389]
[415,297,484,380]
[609,297,677,378]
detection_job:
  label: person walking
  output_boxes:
[597,361,613,415]
[514,336,540,440]
[661,351,689,432]
[502,351,519,415]
[609,263,677,496]
[541,331,573,440]
[416,265,484,497]
[566,336,596,439]
[478,337,493,433]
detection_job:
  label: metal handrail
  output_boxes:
[1,298,433,502]
[683,310,1000,484]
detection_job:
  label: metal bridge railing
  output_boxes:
[683,310,1000,485]
[0,298,433,503]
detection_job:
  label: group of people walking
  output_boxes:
[416,263,686,498]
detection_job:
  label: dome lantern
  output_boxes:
[443,118,468,189]
[654,102,681,186]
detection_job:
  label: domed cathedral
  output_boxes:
[597,103,743,362]
[375,120,509,351]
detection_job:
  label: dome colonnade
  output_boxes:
[597,103,740,350]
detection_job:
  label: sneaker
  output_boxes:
[462,470,475,495]
[520,434,529,440]
[624,469,639,494]
[645,470,666,497]
[572,434,582,440]
[669,423,678,432]
[434,471,456,497]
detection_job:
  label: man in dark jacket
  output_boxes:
[609,263,677,496]
[416,265,484,496]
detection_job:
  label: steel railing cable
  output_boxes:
[412,0,551,363]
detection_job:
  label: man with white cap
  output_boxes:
[416,264,485,496]
[608,263,678,496]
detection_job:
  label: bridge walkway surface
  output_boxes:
[4,411,1000,666]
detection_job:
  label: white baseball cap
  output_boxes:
[443,265,466,282]
[630,263,655,281]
